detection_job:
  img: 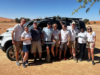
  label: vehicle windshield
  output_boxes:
[23,21,31,27]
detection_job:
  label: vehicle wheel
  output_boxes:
[6,45,21,61]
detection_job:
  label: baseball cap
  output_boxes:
[33,21,37,24]
[72,21,75,24]
[47,22,51,25]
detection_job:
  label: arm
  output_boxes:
[52,34,56,42]
[60,21,63,26]
[59,34,61,44]
[67,36,70,46]
[94,36,96,43]
[21,37,31,41]
[11,31,15,44]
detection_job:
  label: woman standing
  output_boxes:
[21,26,32,68]
[78,27,87,61]
[86,26,96,65]
[51,23,60,60]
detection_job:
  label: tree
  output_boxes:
[72,0,100,15]
[15,18,20,23]
[83,19,89,24]
[26,18,30,22]
[94,21,96,24]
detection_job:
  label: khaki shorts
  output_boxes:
[86,42,95,49]
[52,39,59,47]
[31,40,42,53]
[14,41,23,51]
[60,42,67,50]
[68,41,76,48]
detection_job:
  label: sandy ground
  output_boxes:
[0,24,100,75]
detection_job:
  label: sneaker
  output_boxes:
[46,55,50,62]
[58,58,61,61]
[87,59,90,62]
[25,60,30,66]
[39,58,42,62]
[92,61,95,65]
[73,57,77,61]
[16,61,21,66]
[79,58,82,62]
[64,57,67,60]
[23,62,27,68]
[21,59,23,62]
[69,56,73,59]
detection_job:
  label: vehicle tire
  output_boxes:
[6,45,21,61]
[1,49,6,53]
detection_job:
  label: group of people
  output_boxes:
[11,18,96,68]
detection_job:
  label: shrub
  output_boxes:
[94,21,96,24]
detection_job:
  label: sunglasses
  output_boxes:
[88,28,91,30]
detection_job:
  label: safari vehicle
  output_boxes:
[0,17,86,61]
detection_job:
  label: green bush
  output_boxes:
[94,21,96,24]
[88,22,90,24]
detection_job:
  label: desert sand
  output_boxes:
[0,24,100,75]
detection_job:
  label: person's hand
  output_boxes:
[53,40,56,43]
[60,21,62,23]
[92,43,94,47]
[67,42,69,46]
[12,40,15,45]
[26,38,32,40]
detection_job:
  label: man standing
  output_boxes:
[31,21,42,62]
[11,18,26,66]
[69,21,79,61]
[59,22,70,61]
[42,22,53,62]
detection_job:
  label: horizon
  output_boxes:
[0,0,100,21]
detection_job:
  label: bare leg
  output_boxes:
[72,48,76,57]
[16,51,19,61]
[51,46,55,57]
[23,52,28,62]
[39,52,42,58]
[46,47,50,55]
[87,48,91,59]
[21,51,24,59]
[33,52,36,58]
[59,50,62,58]
[56,47,58,57]
[90,49,94,61]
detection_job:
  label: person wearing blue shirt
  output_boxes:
[42,22,53,62]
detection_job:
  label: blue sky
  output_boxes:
[0,0,100,21]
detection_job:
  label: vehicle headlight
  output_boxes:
[6,30,9,32]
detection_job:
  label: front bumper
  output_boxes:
[0,43,4,51]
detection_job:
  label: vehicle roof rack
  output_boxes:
[44,17,82,21]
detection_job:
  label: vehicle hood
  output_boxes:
[7,27,14,31]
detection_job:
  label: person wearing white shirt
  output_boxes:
[59,21,70,61]
[86,26,96,65]
[69,21,79,61]
[51,23,60,60]
[11,18,26,66]
[78,27,87,61]
[21,27,32,68]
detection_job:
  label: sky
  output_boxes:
[0,0,100,21]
